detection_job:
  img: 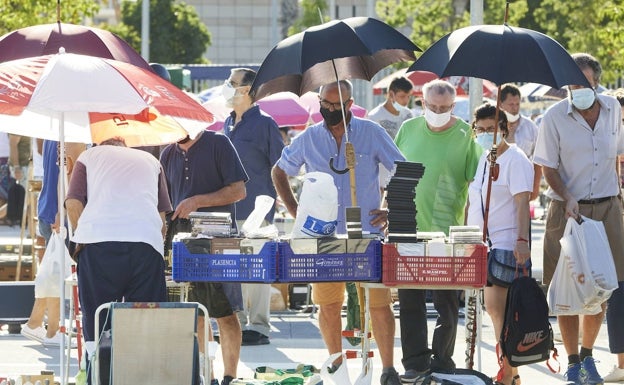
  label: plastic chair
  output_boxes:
[91,301,210,385]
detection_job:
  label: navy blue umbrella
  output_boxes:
[251,17,420,100]
[408,24,590,89]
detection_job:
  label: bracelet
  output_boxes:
[516,237,529,243]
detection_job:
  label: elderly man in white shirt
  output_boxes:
[534,53,624,385]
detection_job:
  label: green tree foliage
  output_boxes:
[0,0,100,35]
[534,0,624,84]
[288,0,329,35]
[375,0,624,84]
[112,0,211,64]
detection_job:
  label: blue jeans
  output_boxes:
[607,281,624,353]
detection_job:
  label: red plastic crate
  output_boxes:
[382,243,487,287]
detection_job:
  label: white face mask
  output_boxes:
[504,111,520,123]
[475,132,495,149]
[392,101,403,111]
[570,88,596,110]
[424,108,452,127]
[222,81,238,107]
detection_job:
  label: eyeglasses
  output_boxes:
[474,125,496,134]
[319,98,349,111]
[424,101,454,114]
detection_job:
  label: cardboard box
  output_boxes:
[317,238,346,254]
[288,238,318,254]
[347,239,371,254]
[0,264,33,281]
[240,238,269,254]
[20,374,54,384]
[210,238,242,254]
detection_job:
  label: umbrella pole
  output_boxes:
[330,60,362,238]
[58,114,68,385]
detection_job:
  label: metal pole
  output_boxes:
[365,0,375,111]
[271,0,279,45]
[141,0,150,62]
[469,0,484,114]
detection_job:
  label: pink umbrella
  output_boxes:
[201,87,310,130]
[299,91,367,124]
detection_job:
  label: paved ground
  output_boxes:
[0,215,618,384]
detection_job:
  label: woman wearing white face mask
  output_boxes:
[467,103,534,385]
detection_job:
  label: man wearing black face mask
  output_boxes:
[272,80,405,385]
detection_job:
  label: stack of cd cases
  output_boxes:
[385,161,425,243]
[189,211,233,237]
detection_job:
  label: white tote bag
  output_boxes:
[548,216,617,315]
[34,232,75,298]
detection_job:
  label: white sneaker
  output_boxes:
[20,324,46,342]
[42,332,77,348]
[603,366,624,382]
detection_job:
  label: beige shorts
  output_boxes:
[311,282,392,308]
[543,197,624,285]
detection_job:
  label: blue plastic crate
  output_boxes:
[277,240,382,282]
[172,240,277,283]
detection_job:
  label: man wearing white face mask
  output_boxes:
[499,84,542,201]
[534,53,624,385]
[368,76,414,139]
[222,68,284,348]
[394,79,483,383]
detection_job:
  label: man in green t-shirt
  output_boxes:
[394,79,482,383]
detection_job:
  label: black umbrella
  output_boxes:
[408,22,590,242]
[408,5,591,369]
[251,17,420,100]
[408,24,590,89]
[251,17,419,238]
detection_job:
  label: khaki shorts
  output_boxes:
[311,282,392,308]
[543,197,624,285]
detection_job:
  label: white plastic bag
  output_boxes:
[320,353,352,385]
[291,172,338,238]
[548,216,617,315]
[241,195,279,238]
[34,232,75,298]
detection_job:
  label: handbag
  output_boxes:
[487,249,531,288]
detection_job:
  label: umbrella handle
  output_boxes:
[329,157,349,174]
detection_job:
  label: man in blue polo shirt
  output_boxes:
[160,130,248,385]
[223,68,284,346]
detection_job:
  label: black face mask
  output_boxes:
[320,107,344,126]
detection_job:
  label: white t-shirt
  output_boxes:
[367,103,413,139]
[467,144,534,250]
[70,146,167,255]
[513,116,539,158]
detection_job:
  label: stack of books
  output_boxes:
[189,211,233,237]
[385,161,425,243]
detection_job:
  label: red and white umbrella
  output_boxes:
[372,68,498,98]
[0,50,213,146]
[0,50,214,380]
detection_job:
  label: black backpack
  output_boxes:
[500,275,557,367]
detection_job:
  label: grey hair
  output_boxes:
[572,53,602,86]
[320,79,353,99]
[422,79,456,101]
